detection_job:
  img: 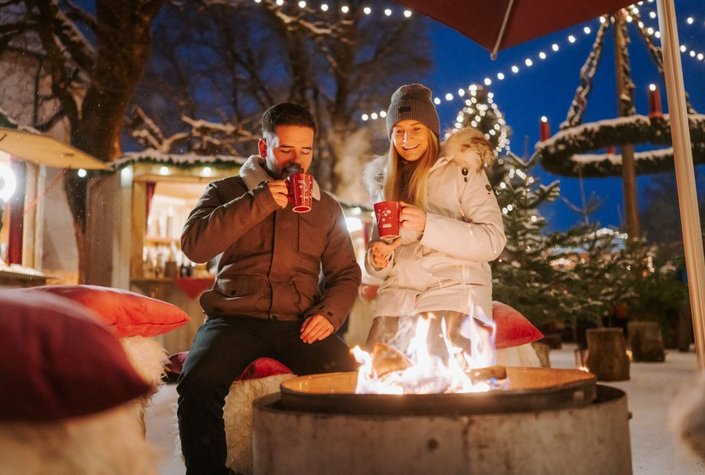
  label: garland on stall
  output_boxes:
[537,114,705,177]
[110,150,246,171]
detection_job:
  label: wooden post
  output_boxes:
[531,341,551,368]
[656,0,705,369]
[614,11,640,242]
[586,328,630,381]
[627,321,665,362]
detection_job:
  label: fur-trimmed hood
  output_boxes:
[440,126,496,172]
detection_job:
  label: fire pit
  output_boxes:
[252,368,631,474]
[279,367,596,415]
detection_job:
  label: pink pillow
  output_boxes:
[0,290,153,421]
[25,285,190,337]
[493,301,544,349]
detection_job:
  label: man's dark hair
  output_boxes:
[261,103,316,135]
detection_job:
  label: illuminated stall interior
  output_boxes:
[0,116,108,287]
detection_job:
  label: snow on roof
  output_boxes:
[0,108,41,133]
[111,149,247,169]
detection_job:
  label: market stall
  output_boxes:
[0,113,108,288]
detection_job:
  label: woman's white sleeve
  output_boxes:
[420,169,506,261]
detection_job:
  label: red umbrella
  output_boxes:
[394,0,634,57]
[393,0,705,368]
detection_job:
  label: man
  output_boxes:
[177,103,361,474]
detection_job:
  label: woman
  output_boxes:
[365,83,538,367]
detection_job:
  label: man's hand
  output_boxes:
[400,201,426,232]
[300,314,334,344]
[267,180,289,208]
[369,238,402,270]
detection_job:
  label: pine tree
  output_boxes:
[491,152,656,343]
[452,84,510,155]
[491,152,571,327]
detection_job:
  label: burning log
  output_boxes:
[370,342,411,377]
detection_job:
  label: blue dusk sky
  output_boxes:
[419,0,704,231]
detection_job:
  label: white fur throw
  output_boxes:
[0,336,167,475]
[120,336,168,387]
[0,403,160,475]
[670,370,705,461]
[174,373,295,475]
[496,343,541,367]
[224,374,295,474]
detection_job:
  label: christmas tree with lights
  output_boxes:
[491,151,570,328]
[451,84,510,156]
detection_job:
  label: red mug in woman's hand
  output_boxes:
[374,201,402,241]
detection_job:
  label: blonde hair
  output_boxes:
[383,127,440,209]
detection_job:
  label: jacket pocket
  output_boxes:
[292,278,318,313]
[215,276,266,297]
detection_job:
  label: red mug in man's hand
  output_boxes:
[286,172,314,213]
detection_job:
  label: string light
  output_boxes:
[632,4,705,64]
[358,2,702,126]
[249,0,417,19]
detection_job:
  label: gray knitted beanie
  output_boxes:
[385,83,440,138]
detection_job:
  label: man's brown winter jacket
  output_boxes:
[181,156,361,330]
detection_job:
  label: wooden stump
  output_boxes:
[586,328,630,381]
[628,321,666,362]
[540,333,563,350]
[531,341,551,368]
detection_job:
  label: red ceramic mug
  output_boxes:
[286,172,314,213]
[373,201,402,241]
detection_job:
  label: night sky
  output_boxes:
[419,0,704,231]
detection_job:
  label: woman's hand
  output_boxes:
[400,201,426,232]
[369,238,402,270]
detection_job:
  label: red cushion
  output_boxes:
[166,353,292,381]
[166,351,189,376]
[237,358,292,381]
[24,285,190,337]
[0,290,153,421]
[493,301,544,349]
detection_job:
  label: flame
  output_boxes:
[353,311,506,394]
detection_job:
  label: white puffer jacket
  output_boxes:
[366,128,507,323]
